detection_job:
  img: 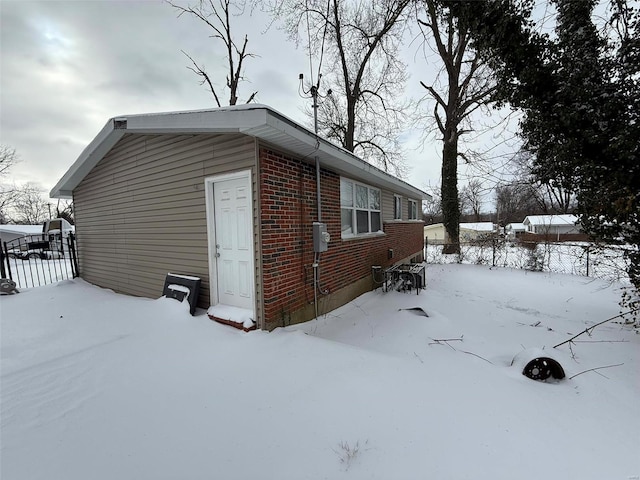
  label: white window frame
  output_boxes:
[340,178,382,238]
[393,195,402,220]
[408,199,418,220]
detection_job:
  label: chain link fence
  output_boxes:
[425,237,632,284]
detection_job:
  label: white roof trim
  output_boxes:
[50,105,430,201]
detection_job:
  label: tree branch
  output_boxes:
[553,309,638,348]
[569,363,624,380]
[181,50,222,107]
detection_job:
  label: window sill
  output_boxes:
[384,219,423,223]
[341,231,386,241]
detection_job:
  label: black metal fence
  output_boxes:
[1,232,79,289]
[425,237,632,284]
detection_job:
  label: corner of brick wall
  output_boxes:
[259,147,424,329]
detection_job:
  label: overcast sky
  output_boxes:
[0,0,457,201]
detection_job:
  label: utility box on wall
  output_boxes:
[313,222,329,252]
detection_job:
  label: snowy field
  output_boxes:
[1,264,639,480]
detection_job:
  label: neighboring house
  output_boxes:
[424,222,496,244]
[51,105,429,330]
[459,222,496,242]
[505,222,526,240]
[424,223,447,244]
[522,214,581,239]
[0,225,44,244]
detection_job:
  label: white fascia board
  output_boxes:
[51,105,429,202]
[50,119,125,198]
[256,109,430,201]
[124,107,270,134]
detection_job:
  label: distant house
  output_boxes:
[424,223,447,244]
[459,222,496,242]
[523,215,580,234]
[51,105,429,330]
[0,224,44,244]
[505,222,526,240]
[424,222,496,244]
[521,214,586,241]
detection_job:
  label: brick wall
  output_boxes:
[259,148,424,328]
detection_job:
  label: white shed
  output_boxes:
[522,215,580,237]
[0,225,43,244]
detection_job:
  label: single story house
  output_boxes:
[0,224,44,244]
[522,214,581,237]
[460,222,496,242]
[424,222,496,244]
[424,223,447,244]
[51,105,429,330]
[505,222,526,240]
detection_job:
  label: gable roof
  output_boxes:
[505,223,526,231]
[522,214,578,227]
[460,222,495,232]
[0,224,43,236]
[51,104,430,201]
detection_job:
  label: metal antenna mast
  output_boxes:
[298,73,331,221]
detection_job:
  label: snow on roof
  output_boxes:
[506,222,526,230]
[424,222,495,232]
[424,223,444,230]
[523,214,578,226]
[0,224,43,235]
[460,222,495,232]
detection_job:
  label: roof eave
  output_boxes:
[50,119,125,198]
[51,106,430,201]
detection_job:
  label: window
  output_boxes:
[340,178,382,236]
[394,195,402,220]
[408,199,418,220]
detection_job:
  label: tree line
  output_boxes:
[170,0,638,306]
[0,145,73,225]
[3,1,636,312]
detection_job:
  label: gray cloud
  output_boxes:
[1,0,441,198]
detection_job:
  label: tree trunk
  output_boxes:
[344,93,357,152]
[441,137,460,254]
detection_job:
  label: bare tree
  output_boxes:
[460,179,485,222]
[417,0,497,253]
[9,183,50,225]
[268,0,412,175]
[0,145,21,223]
[54,199,74,224]
[168,0,257,106]
[422,185,442,224]
[0,145,18,177]
[494,182,538,226]
[507,151,576,214]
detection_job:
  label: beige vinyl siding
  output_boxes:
[73,133,257,310]
[381,190,396,222]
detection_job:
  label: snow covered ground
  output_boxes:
[1,264,638,480]
[425,241,630,283]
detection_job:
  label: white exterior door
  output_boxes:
[211,175,254,310]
